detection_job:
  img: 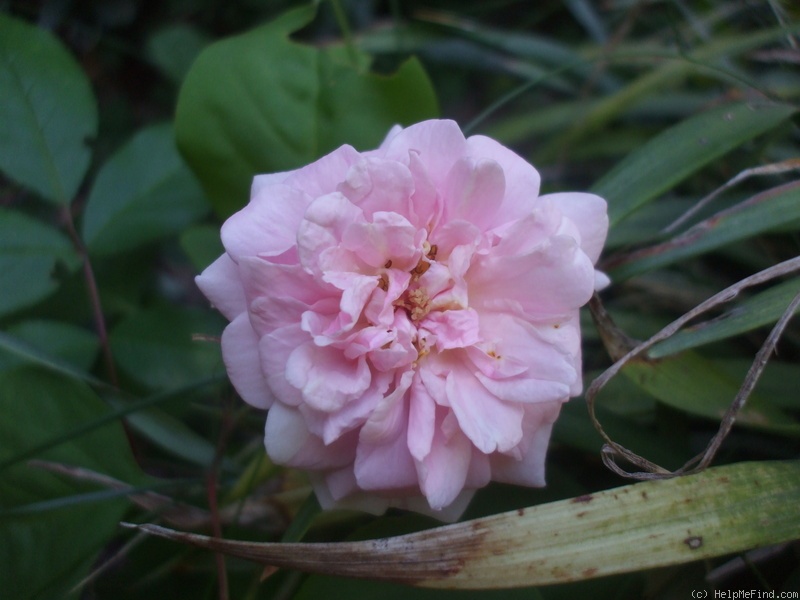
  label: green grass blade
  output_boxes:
[592,102,797,226]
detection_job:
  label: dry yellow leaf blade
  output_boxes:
[125,460,800,589]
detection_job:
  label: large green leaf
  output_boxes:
[81,123,209,256]
[0,320,97,373]
[127,460,800,588]
[109,304,226,390]
[146,24,210,85]
[0,13,97,204]
[0,208,80,317]
[176,5,439,217]
[591,102,797,225]
[0,367,143,600]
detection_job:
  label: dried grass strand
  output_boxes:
[587,256,800,480]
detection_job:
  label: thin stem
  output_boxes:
[59,205,119,387]
[329,0,360,70]
[207,393,235,600]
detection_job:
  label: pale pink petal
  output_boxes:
[490,202,562,257]
[399,490,475,522]
[421,308,480,350]
[342,211,422,270]
[302,371,390,444]
[470,235,596,317]
[407,151,442,231]
[265,403,356,469]
[239,257,331,334]
[382,120,467,191]
[465,133,541,224]
[443,157,506,229]
[260,325,308,407]
[337,158,415,219]
[474,372,570,404]
[283,144,361,198]
[285,343,371,412]
[376,124,403,151]
[407,374,436,461]
[355,374,417,491]
[416,412,472,510]
[363,269,412,327]
[490,402,562,486]
[220,313,272,409]
[464,448,491,489]
[195,254,246,321]
[429,219,482,261]
[320,271,378,336]
[250,170,292,196]
[359,370,414,443]
[221,184,312,260]
[595,270,611,290]
[471,313,578,384]
[445,361,524,453]
[544,192,609,264]
[297,193,364,276]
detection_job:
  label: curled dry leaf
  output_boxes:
[30,460,287,532]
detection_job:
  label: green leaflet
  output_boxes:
[0,13,96,205]
[175,5,439,217]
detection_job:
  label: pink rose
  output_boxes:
[197,120,608,520]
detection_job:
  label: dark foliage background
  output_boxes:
[1,0,799,598]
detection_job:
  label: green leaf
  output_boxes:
[109,305,225,390]
[608,181,800,279]
[554,23,800,161]
[176,5,439,217]
[180,224,224,271]
[81,123,209,256]
[110,397,232,471]
[0,320,97,373]
[0,208,80,317]
[591,102,797,226]
[0,13,97,204]
[127,460,800,588]
[620,350,800,436]
[649,277,800,358]
[553,400,683,470]
[0,367,142,600]
[146,24,210,85]
[0,330,107,391]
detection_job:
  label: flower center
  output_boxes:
[398,287,431,321]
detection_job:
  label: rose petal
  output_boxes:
[445,360,524,453]
[416,410,472,510]
[381,120,467,192]
[221,313,273,409]
[490,402,562,486]
[543,192,609,264]
[337,158,415,220]
[465,133,541,226]
[195,254,246,321]
[265,403,356,469]
[222,184,312,260]
[443,157,506,230]
[283,144,361,198]
[285,342,371,412]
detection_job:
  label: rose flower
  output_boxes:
[197,120,609,520]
